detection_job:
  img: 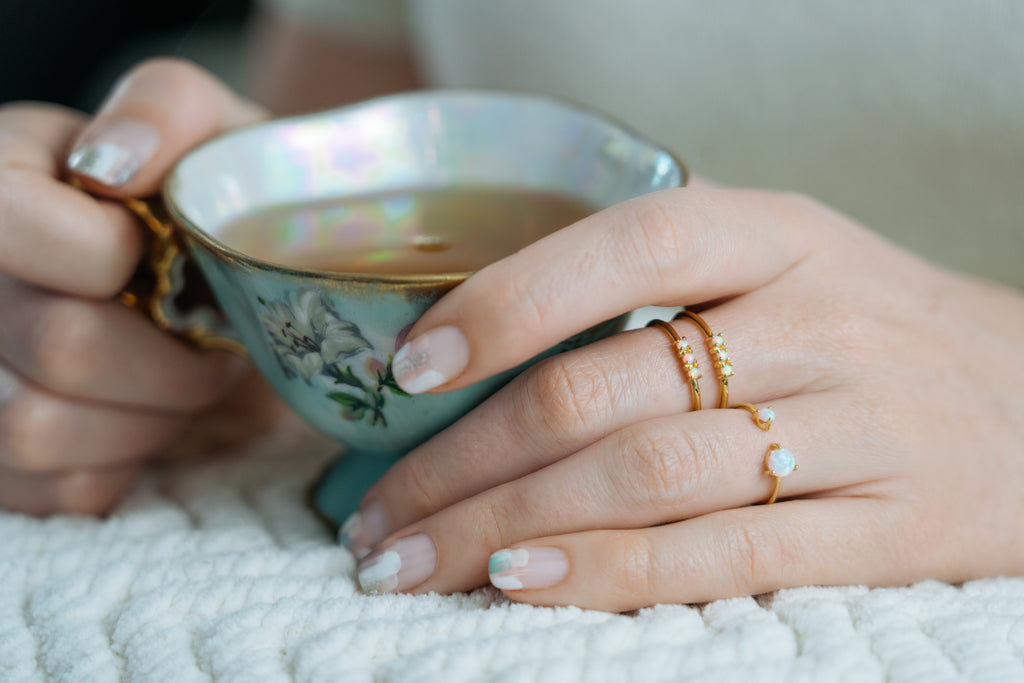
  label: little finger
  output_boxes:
[488,498,909,612]
[0,461,141,516]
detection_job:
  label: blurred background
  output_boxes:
[0,0,253,111]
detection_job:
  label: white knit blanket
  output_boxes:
[3,416,1023,683]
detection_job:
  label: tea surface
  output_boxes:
[214,186,595,274]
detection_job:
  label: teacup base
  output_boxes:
[308,448,403,531]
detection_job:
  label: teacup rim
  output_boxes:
[163,88,688,286]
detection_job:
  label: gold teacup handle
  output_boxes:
[72,179,246,356]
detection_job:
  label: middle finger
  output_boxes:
[0,275,243,411]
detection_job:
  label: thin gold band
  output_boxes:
[647,319,702,411]
[674,311,731,408]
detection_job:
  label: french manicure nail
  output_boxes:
[392,326,470,394]
[357,533,436,593]
[489,547,568,591]
[67,118,160,186]
[338,499,392,559]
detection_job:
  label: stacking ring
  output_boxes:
[674,311,732,408]
[762,443,797,505]
[647,319,702,411]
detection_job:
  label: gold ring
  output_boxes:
[647,319,702,411]
[762,443,797,505]
[736,403,775,431]
[674,311,731,408]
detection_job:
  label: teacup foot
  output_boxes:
[308,448,403,531]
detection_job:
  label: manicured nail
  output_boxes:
[357,533,436,593]
[338,499,391,559]
[67,118,160,186]
[488,547,568,591]
[392,326,469,394]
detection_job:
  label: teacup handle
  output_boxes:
[111,191,247,356]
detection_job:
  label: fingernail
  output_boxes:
[392,326,469,394]
[67,118,160,186]
[338,498,391,559]
[488,547,568,591]
[357,533,436,593]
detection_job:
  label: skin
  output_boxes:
[2,58,1023,611]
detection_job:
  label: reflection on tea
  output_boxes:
[215,186,596,274]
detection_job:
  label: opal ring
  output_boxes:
[674,310,732,408]
[735,404,797,504]
[648,319,702,411]
[762,443,797,505]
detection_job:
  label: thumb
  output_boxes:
[67,57,267,196]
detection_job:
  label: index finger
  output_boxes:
[391,187,821,393]
[0,103,142,296]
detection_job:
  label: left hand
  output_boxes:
[339,184,1024,612]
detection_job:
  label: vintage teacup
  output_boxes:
[132,90,686,525]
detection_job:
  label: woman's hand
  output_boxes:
[343,185,1024,611]
[0,59,275,515]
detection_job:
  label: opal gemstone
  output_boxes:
[767,447,796,477]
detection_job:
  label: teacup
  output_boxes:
[133,90,686,525]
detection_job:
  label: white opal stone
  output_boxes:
[767,447,796,477]
[758,408,775,424]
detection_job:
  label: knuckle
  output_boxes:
[117,56,213,95]
[616,425,704,513]
[0,392,62,472]
[468,495,519,550]
[492,271,548,334]
[522,354,615,447]
[86,213,143,297]
[25,300,104,393]
[608,532,658,607]
[718,517,787,595]
[394,455,453,520]
[623,197,688,283]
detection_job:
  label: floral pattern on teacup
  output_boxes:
[257,288,410,427]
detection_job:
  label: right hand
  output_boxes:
[0,58,273,515]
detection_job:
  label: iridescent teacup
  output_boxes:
[136,90,686,525]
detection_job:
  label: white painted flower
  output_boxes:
[259,288,371,382]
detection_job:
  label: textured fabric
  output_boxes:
[3,416,1024,682]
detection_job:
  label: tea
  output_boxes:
[214,186,596,275]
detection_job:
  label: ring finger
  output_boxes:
[355,392,879,595]
[0,461,142,516]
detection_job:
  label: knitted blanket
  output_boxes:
[2,415,1023,683]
